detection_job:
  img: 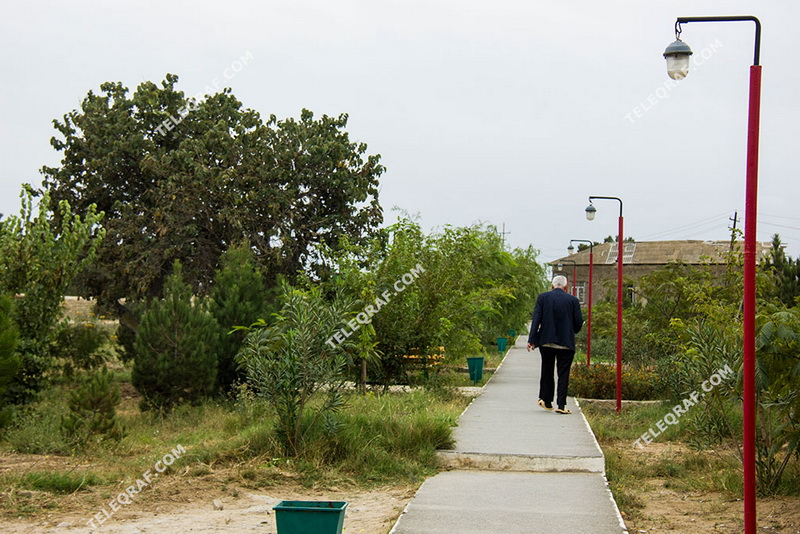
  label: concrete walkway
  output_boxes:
[390,335,628,534]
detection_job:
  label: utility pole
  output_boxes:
[729,211,739,250]
[500,223,510,248]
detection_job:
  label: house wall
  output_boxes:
[564,263,730,305]
[550,240,772,307]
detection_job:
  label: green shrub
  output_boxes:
[52,321,109,377]
[133,262,219,411]
[570,363,664,400]
[13,471,101,493]
[5,400,71,454]
[0,190,105,404]
[61,367,124,448]
[0,295,21,428]
[585,325,670,368]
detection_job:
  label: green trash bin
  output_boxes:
[508,329,517,338]
[466,356,484,385]
[497,336,507,353]
[274,500,348,534]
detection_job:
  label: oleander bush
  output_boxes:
[236,283,355,457]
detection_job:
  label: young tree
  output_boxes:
[0,188,104,403]
[367,220,434,383]
[60,367,124,448]
[362,220,547,384]
[503,245,548,336]
[0,295,20,427]
[132,262,219,410]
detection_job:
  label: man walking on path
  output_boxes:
[527,275,583,414]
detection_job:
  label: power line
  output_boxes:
[758,220,800,232]
[638,210,732,240]
[646,220,730,241]
[759,213,800,222]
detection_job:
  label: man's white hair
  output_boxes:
[552,275,568,289]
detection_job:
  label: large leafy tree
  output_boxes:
[42,74,384,306]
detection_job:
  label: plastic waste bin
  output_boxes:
[497,336,507,353]
[466,356,485,385]
[274,501,348,534]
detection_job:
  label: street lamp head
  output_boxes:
[585,203,597,221]
[664,39,693,80]
[557,263,563,271]
[568,244,575,254]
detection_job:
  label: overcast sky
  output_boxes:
[2,1,798,264]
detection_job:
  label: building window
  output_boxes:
[625,284,636,306]
[576,282,587,304]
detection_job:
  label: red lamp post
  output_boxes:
[664,15,762,534]
[570,240,594,366]
[586,197,624,412]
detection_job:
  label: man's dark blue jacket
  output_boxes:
[528,288,583,350]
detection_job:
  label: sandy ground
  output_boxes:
[1,476,415,533]
[4,447,800,533]
[616,443,800,534]
[626,485,800,533]
[1,452,414,533]
[6,447,800,534]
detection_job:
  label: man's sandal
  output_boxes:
[537,399,554,411]
[555,408,572,415]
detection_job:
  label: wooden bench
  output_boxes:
[401,347,446,374]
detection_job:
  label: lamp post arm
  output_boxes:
[570,239,594,253]
[588,196,623,217]
[676,16,761,65]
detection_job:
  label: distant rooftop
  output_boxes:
[551,240,772,266]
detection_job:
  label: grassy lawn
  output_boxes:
[0,328,512,531]
[0,371,472,527]
[581,400,800,533]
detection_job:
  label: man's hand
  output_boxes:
[527,343,535,352]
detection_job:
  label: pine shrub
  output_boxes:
[60,367,124,447]
[132,262,220,410]
[210,245,273,393]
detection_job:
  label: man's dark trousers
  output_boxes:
[539,346,575,409]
